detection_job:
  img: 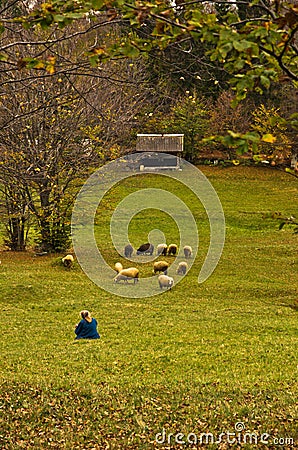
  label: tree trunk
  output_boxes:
[38,184,70,252]
[7,216,27,251]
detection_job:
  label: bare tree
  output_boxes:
[0,73,103,251]
[0,7,169,250]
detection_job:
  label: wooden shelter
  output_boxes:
[136,134,184,170]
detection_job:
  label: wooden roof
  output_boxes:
[136,134,184,153]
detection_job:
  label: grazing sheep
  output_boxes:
[136,243,150,254]
[114,267,139,284]
[148,243,154,255]
[136,243,154,255]
[153,260,169,275]
[183,245,192,258]
[167,244,177,256]
[156,243,167,256]
[115,262,123,273]
[176,261,188,275]
[158,274,174,290]
[62,254,74,268]
[124,244,133,258]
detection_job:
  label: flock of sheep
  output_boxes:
[61,243,192,291]
[114,243,192,290]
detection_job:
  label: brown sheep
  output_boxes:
[114,267,139,284]
[167,244,177,256]
[153,260,169,275]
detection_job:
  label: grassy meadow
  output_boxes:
[0,165,297,449]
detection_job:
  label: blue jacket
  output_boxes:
[75,318,100,340]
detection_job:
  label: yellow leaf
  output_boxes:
[34,61,45,69]
[261,134,276,143]
[46,56,56,74]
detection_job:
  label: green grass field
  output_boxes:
[0,166,297,449]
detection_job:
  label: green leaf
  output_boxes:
[53,14,67,22]
[21,57,45,69]
[251,141,259,153]
[0,53,8,62]
[89,55,100,67]
[120,43,140,58]
[233,40,250,52]
[91,0,104,8]
[218,42,233,59]
[238,141,249,153]
[226,12,240,25]
[40,15,54,29]
[22,20,32,30]
[66,12,85,19]
[243,132,260,142]
[260,75,270,89]
[234,59,245,70]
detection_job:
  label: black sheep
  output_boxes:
[136,243,154,255]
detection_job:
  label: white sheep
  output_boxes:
[115,262,123,273]
[114,267,139,284]
[176,261,188,275]
[167,244,177,256]
[183,245,192,258]
[153,260,169,275]
[62,254,74,268]
[158,274,174,290]
[156,243,167,256]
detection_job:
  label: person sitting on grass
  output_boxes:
[74,310,100,340]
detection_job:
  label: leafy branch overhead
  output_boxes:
[1,0,297,100]
[204,106,296,158]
